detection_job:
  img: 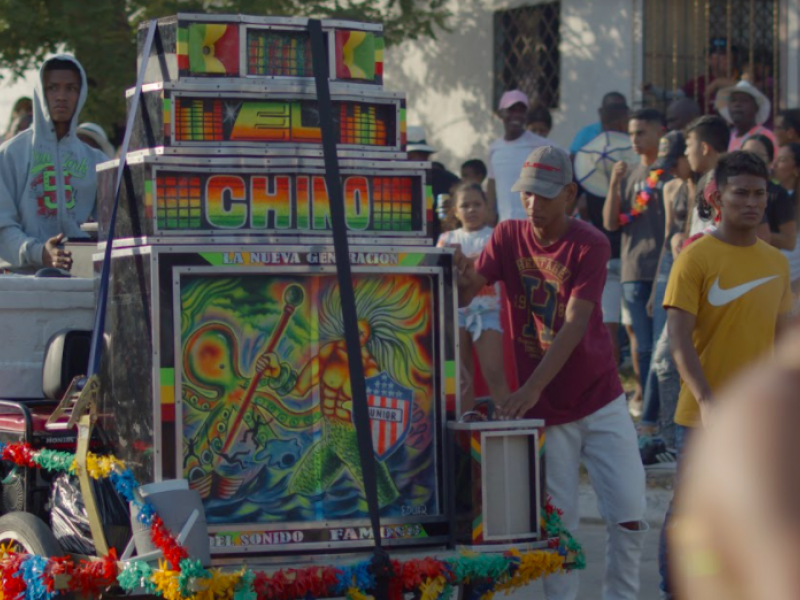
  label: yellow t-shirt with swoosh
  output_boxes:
[664,234,792,427]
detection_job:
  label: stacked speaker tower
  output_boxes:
[95,14,468,557]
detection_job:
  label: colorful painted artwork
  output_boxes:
[171,97,394,147]
[154,171,420,233]
[334,31,383,81]
[178,24,240,75]
[179,273,438,525]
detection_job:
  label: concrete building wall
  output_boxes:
[382,0,642,171]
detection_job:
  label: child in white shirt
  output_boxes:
[437,182,510,414]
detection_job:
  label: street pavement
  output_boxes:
[504,522,660,599]
[504,478,670,599]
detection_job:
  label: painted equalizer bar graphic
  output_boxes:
[165,97,402,148]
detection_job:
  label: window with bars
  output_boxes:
[642,0,780,114]
[493,2,561,110]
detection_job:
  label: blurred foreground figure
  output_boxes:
[671,325,800,600]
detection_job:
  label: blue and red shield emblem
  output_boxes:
[364,372,413,461]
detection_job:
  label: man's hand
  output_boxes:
[256,352,281,378]
[453,245,489,308]
[495,382,542,420]
[610,161,627,186]
[42,233,72,270]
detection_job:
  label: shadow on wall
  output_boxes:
[558,1,635,131]
[384,0,498,171]
[384,0,636,168]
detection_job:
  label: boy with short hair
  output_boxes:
[0,55,106,273]
[683,115,730,236]
[456,145,647,600]
[603,108,669,410]
[657,150,792,599]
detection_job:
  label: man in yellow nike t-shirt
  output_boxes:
[656,150,792,600]
[666,151,792,428]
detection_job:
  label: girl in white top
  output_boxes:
[437,183,510,414]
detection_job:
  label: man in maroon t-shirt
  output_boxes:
[455,146,647,600]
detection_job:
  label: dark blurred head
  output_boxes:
[11,97,32,116]
[774,143,800,191]
[708,37,730,77]
[775,109,800,147]
[741,134,774,167]
[526,105,552,138]
[599,92,629,133]
[666,98,701,132]
[460,159,488,185]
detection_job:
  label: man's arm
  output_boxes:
[602,161,627,232]
[486,178,498,226]
[497,296,594,419]
[667,307,712,407]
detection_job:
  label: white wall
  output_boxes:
[384,0,640,171]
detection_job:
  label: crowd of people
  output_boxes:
[424,67,798,597]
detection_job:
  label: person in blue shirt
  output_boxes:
[569,92,630,156]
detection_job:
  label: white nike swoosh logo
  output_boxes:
[707,276,778,306]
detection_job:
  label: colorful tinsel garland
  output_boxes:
[618,168,665,226]
[0,441,585,600]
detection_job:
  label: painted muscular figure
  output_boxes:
[258,319,400,507]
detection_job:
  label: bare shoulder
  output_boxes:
[663,178,684,194]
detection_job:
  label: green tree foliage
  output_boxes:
[0,0,448,142]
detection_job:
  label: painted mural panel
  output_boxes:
[178,273,437,526]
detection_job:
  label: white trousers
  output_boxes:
[542,394,648,600]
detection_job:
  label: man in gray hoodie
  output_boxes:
[0,55,107,273]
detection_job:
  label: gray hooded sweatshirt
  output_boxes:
[0,54,107,271]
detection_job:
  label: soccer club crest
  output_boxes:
[363,372,413,461]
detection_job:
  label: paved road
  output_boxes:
[506,522,661,599]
